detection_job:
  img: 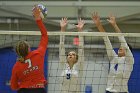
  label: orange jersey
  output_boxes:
[10,19,48,90]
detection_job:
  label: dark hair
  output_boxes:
[127,43,132,52]
[15,41,29,62]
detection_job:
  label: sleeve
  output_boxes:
[10,65,19,90]
[77,36,84,77]
[59,35,66,68]
[118,36,134,71]
[36,19,48,56]
[103,36,117,61]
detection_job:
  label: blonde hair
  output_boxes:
[15,41,29,62]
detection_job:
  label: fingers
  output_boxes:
[107,14,116,23]
[91,11,100,21]
[108,14,116,19]
[61,17,67,21]
[77,18,85,24]
[61,17,68,23]
[108,13,113,18]
[64,17,67,21]
[32,5,40,13]
[60,17,68,30]
[32,5,41,20]
[75,18,85,32]
[106,19,110,22]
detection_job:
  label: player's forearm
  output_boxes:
[36,19,48,36]
[118,36,127,47]
[118,36,134,58]
[112,24,121,33]
[78,49,84,64]
[103,36,113,51]
[113,23,133,58]
[77,27,83,32]
[79,36,84,47]
[103,36,116,60]
[96,24,106,32]
[61,27,66,32]
[78,36,84,59]
[60,35,65,44]
[113,23,127,48]
[36,19,48,54]
[78,35,84,75]
[59,35,66,67]
[59,52,66,63]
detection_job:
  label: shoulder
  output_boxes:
[26,50,41,58]
[13,62,19,68]
[12,62,20,73]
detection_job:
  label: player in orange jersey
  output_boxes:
[10,5,48,93]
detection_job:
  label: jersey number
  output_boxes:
[66,73,71,79]
[25,59,32,68]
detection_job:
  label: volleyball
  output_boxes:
[36,4,48,19]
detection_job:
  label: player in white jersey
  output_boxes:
[59,17,85,93]
[92,12,134,93]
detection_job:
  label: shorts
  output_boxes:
[17,88,46,93]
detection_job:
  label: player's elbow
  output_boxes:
[42,33,47,37]
[11,85,19,90]
[10,83,19,90]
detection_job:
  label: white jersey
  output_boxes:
[103,36,134,92]
[59,35,84,93]
[61,63,80,93]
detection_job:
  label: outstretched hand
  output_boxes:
[75,18,85,32]
[107,14,116,26]
[91,12,101,27]
[107,14,121,33]
[60,17,68,32]
[92,12,105,32]
[32,5,41,20]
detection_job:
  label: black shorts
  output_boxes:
[106,91,127,93]
[17,88,46,93]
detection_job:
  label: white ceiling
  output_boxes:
[0,1,140,49]
[0,1,140,31]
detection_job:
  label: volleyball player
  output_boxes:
[59,17,85,93]
[92,12,134,93]
[10,6,48,93]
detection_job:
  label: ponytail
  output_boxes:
[15,41,29,62]
[17,56,25,63]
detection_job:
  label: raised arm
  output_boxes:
[107,14,121,33]
[92,12,117,61]
[107,15,127,48]
[75,18,85,77]
[59,17,68,68]
[32,6,48,56]
[108,15,134,65]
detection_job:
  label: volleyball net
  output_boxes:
[0,31,140,93]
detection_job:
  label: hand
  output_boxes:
[107,14,121,33]
[32,5,41,20]
[60,17,68,32]
[107,14,116,26]
[75,18,85,32]
[92,12,105,32]
[91,12,101,27]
